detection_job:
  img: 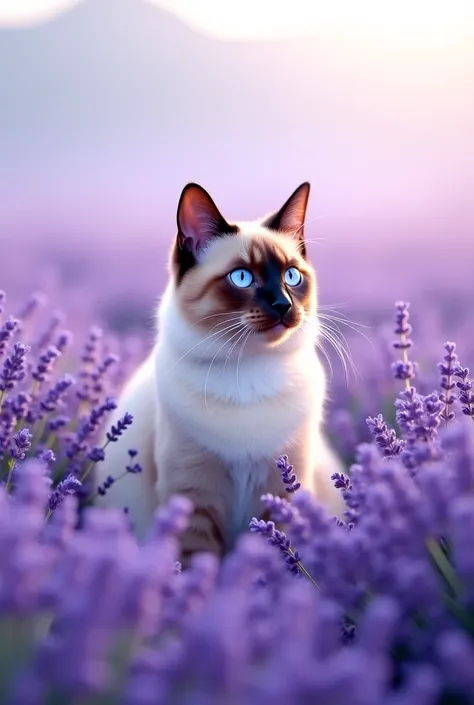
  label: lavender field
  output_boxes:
[2,0,474,702]
[1,274,474,704]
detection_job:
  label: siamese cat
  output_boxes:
[95,182,344,561]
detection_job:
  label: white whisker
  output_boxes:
[198,322,246,363]
[224,324,250,368]
[315,339,334,379]
[191,311,245,327]
[169,319,243,371]
[236,328,253,396]
[204,326,246,412]
[319,321,360,385]
[319,310,375,357]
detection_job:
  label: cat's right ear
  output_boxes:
[176,183,235,254]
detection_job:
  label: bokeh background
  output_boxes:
[1,0,473,351]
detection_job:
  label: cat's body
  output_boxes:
[96,183,344,560]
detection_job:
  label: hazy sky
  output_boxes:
[0,0,471,40]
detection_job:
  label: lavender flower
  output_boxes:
[126,448,142,474]
[276,454,301,492]
[76,326,103,403]
[332,471,352,491]
[366,413,405,456]
[249,517,305,577]
[392,300,416,388]
[31,345,61,384]
[88,446,105,462]
[36,448,56,467]
[93,450,142,499]
[0,316,19,357]
[67,398,117,460]
[395,388,444,472]
[39,374,74,415]
[438,342,458,423]
[0,342,30,394]
[11,391,32,420]
[47,415,69,432]
[89,353,119,404]
[106,412,133,442]
[47,473,82,513]
[97,474,115,496]
[454,365,474,419]
[56,330,73,353]
[9,428,33,463]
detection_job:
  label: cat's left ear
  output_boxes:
[262,182,310,256]
[176,183,236,254]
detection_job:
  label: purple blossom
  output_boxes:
[105,411,133,442]
[454,365,474,418]
[67,398,117,460]
[88,446,105,462]
[438,341,458,423]
[89,353,120,404]
[31,345,61,384]
[0,316,19,357]
[392,301,416,387]
[332,471,352,491]
[395,388,444,472]
[47,473,82,512]
[126,456,142,474]
[97,474,115,496]
[36,448,56,467]
[276,454,301,492]
[11,391,32,420]
[39,374,74,415]
[56,330,73,352]
[76,326,103,402]
[249,517,304,576]
[392,360,417,382]
[393,300,413,346]
[9,428,33,463]
[92,450,141,498]
[366,413,405,456]
[48,414,70,432]
[0,342,30,393]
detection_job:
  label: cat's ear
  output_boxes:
[176,183,235,254]
[262,182,310,256]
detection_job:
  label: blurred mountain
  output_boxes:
[0,0,472,244]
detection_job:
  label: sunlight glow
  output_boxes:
[0,0,471,42]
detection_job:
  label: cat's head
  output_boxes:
[167,182,318,355]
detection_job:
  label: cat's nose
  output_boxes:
[271,297,292,319]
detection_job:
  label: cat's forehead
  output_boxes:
[202,221,302,269]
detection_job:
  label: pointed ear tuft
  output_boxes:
[262,182,310,256]
[176,183,235,254]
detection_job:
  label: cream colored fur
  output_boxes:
[95,218,344,554]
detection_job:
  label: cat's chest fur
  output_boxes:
[154,341,324,460]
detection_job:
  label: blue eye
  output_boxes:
[229,268,254,288]
[284,267,303,286]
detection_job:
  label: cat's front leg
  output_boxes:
[155,439,231,567]
[179,503,226,567]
